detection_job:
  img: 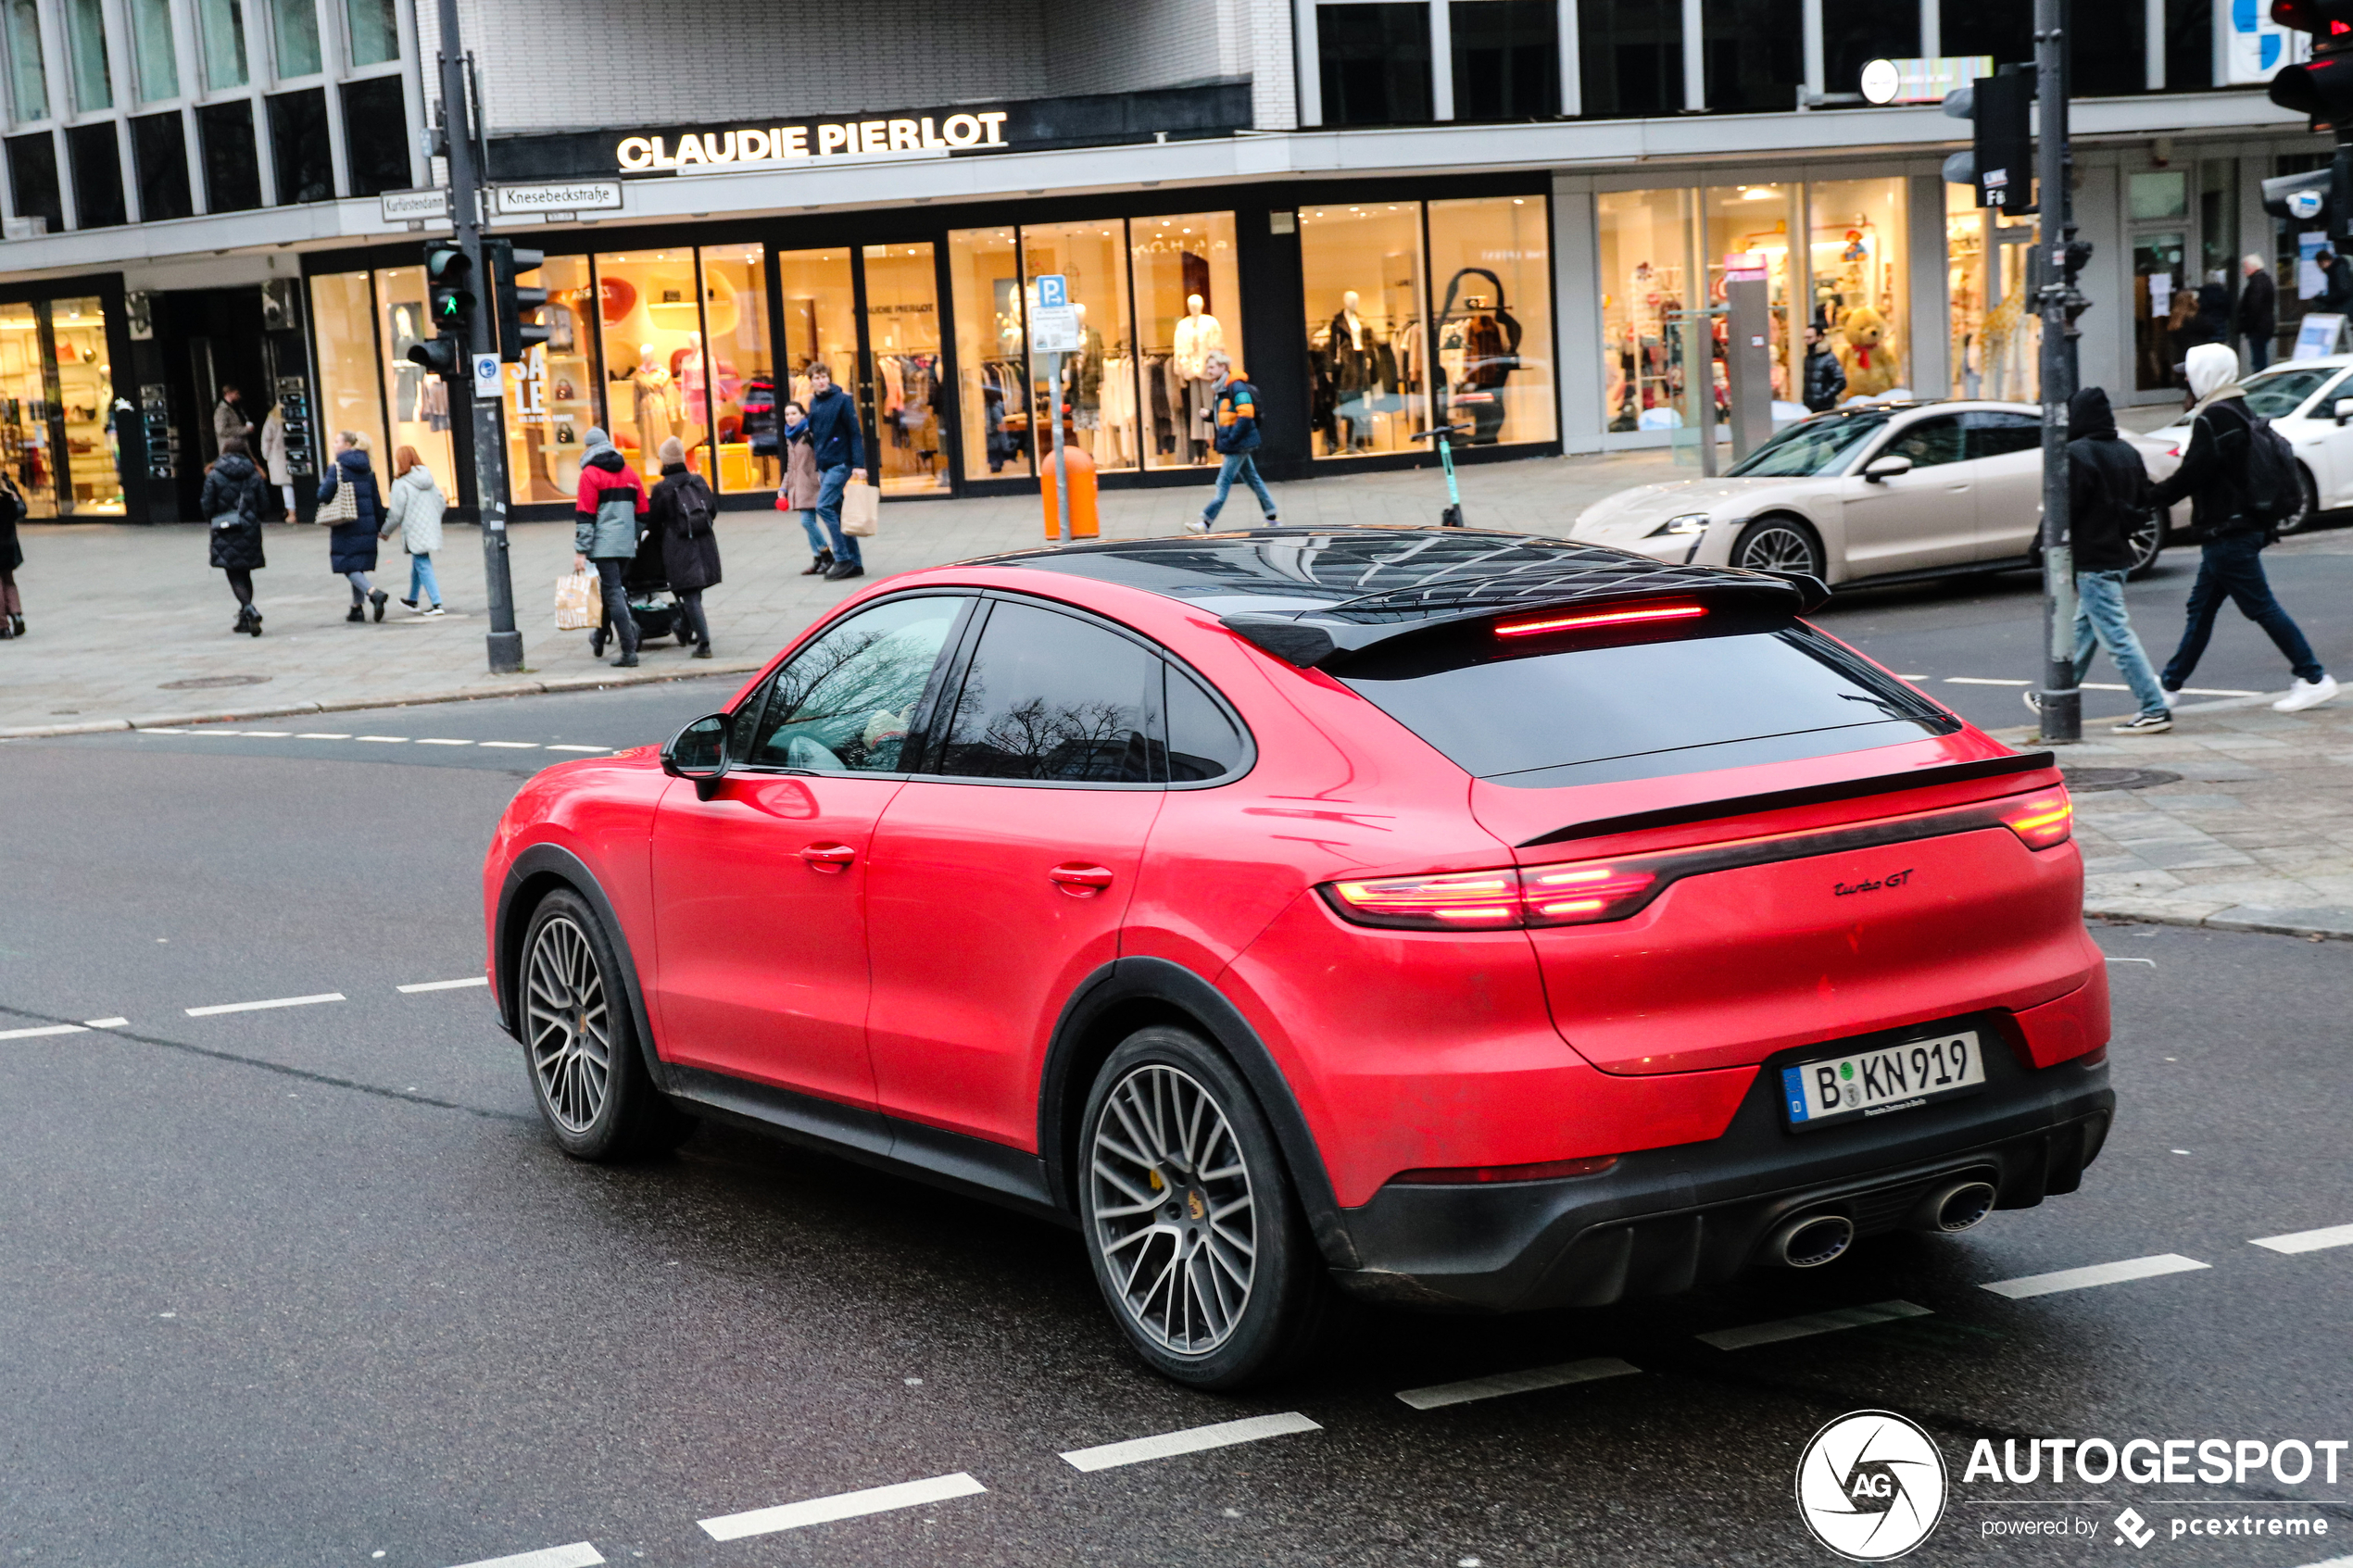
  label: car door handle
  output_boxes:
[1049,863,1115,896]
[799,843,857,872]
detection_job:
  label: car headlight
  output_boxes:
[1646,513,1711,538]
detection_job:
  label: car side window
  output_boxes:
[1164,668,1247,782]
[927,599,1163,783]
[1964,410,2043,460]
[1883,416,1966,469]
[741,596,968,773]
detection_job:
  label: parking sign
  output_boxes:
[1036,273,1068,308]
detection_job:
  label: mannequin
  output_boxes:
[1328,289,1382,451]
[1173,294,1224,460]
[631,349,674,454]
[1067,301,1104,440]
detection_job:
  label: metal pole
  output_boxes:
[2033,0,2079,744]
[436,4,521,674]
[1051,351,1071,546]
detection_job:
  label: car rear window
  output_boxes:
[1340,619,1957,787]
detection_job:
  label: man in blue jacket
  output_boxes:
[805,363,867,580]
[1189,350,1279,533]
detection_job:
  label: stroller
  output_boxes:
[621,517,699,647]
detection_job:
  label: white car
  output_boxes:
[1571,400,2181,586]
[2144,353,2353,533]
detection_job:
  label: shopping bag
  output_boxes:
[840,481,881,538]
[553,570,598,631]
[314,482,358,526]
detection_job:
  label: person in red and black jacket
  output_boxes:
[573,426,650,667]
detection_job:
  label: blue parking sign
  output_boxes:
[1036,274,1068,307]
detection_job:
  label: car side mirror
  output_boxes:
[661,711,732,800]
[2335,397,2353,426]
[1861,454,1913,483]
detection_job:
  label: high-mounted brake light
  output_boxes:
[2000,790,2073,849]
[1321,862,1661,930]
[1493,603,1706,638]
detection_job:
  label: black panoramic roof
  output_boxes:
[980,528,1819,668]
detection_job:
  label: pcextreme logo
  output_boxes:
[1796,1410,1950,1561]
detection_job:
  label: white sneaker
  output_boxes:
[2158,686,2178,710]
[1189,515,1214,534]
[2273,674,2340,713]
[420,605,447,618]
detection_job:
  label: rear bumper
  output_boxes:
[1327,1014,2113,1312]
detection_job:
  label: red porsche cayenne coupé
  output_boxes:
[483,529,2113,1388]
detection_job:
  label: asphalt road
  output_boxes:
[6,555,2353,1567]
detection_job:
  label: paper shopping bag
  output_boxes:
[840,481,881,538]
[553,570,599,631]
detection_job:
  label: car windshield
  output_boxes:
[2240,366,2343,420]
[1724,411,1894,478]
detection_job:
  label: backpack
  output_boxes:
[673,475,716,540]
[2235,408,2302,531]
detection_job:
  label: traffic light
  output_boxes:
[425,242,474,337]
[2271,1,2353,125]
[487,240,549,364]
[1941,66,2035,215]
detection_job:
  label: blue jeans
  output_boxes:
[2161,533,2323,688]
[814,464,862,568]
[408,552,440,607]
[1201,452,1276,523]
[2247,336,2272,373]
[2070,571,2167,719]
[798,508,833,558]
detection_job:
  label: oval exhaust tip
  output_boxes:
[1931,1179,1998,1234]
[1768,1212,1856,1268]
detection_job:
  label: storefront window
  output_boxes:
[1131,211,1239,470]
[1701,185,1794,423]
[1809,177,1910,400]
[310,271,387,473]
[950,225,1028,481]
[50,296,118,513]
[774,245,860,467]
[694,243,772,494]
[595,248,703,470]
[1598,187,1694,431]
[0,303,51,516]
[0,297,121,518]
[501,253,598,506]
[2133,231,2189,392]
[1020,220,1136,475]
[1945,182,2038,401]
[374,265,456,495]
[1302,203,1426,458]
[7,0,48,119]
[862,242,947,495]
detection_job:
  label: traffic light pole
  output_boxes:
[436,0,522,674]
[2032,0,2080,744]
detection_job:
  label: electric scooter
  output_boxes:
[1410,422,1475,527]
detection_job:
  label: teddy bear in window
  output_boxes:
[1836,306,1901,400]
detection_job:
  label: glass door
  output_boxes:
[0,302,55,515]
[862,242,948,495]
[2133,232,2188,392]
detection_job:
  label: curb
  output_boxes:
[0,659,767,741]
[2087,903,2353,942]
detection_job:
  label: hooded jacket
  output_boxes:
[319,447,381,574]
[649,462,723,593]
[2151,343,2260,536]
[1210,374,1264,454]
[382,463,446,556]
[202,452,269,571]
[2063,388,2152,574]
[2238,267,2277,341]
[1803,343,1847,412]
[574,432,649,559]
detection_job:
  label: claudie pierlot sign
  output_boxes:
[616,108,1013,171]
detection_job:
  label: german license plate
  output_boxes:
[1781,1030,1985,1130]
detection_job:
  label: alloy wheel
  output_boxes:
[2127,509,2163,573]
[524,914,612,1135]
[1735,523,1819,575]
[1088,1064,1259,1357]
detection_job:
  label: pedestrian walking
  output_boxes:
[213,383,253,455]
[803,364,866,581]
[776,399,836,575]
[2022,388,2171,734]
[649,435,720,659]
[573,425,648,668]
[202,433,270,636]
[2238,255,2278,373]
[1189,349,1279,533]
[259,400,297,518]
[2318,249,2353,317]
[2152,342,2338,712]
[319,431,388,622]
[0,469,23,639]
[380,445,447,617]
[1802,323,1847,412]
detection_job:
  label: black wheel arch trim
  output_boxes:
[495,844,673,1094]
[1038,955,1359,1270]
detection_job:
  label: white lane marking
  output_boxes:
[1980,1254,2209,1299]
[1697,1299,1931,1350]
[296,733,351,739]
[416,738,472,746]
[398,977,489,994]
[546,745,608,753]
[0,1022,88,1040]
[2250,1223,2353,1255]
[699,1472,986,1541]
[1896,673,1931,680]
[2288,1556,2353,1568]
[1396,1356,1640,1410]
[354,735,409,744]
[84,1017,127,1027]
[1944,677,2031,686]
[241,730,293,737]
[184,991,346,1018]
[440,1544,604,1568]
[478,741,539,749]
[2104,956,2157,966]
[1060,1411,1321,1473]
[2180,686,2259,697]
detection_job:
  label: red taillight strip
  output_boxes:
[1493,603,1706,638]
[1390,1155,1620,1185]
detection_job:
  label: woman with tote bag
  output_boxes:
[317,431,387,622]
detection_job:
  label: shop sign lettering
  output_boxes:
[617,111,1011,173]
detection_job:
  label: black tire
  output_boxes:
[517,888,696,1161]
[2278,464,2319,536]
[2125,503,2166,579]
[1077,1026,1334,1390]
[1730,514,1826,581]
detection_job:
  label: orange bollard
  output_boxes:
[1039,440,1101,540]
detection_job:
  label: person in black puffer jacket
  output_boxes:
[648,436,721,658]
[1802,323,1847,412]
[202,435,271,636]
[0,469,23,639]
[319,431,387,622]
[2026,388,2169,734]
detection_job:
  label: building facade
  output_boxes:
[0,0,2321,522]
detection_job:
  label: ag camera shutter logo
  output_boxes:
[1795,1410,1948,1561]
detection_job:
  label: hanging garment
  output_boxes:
[1172,312,1224,380]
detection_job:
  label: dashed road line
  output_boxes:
[1980,1254,2210,1299]
[84,1016,128,1027]
[0,1017,128,1041]
[354,735,409,744]
[1060,1411,1320,1473]
[398,977,489,994]
[1944,677,2030,686]
[1396,1357,1639,1410]
[2250,1223,2353,1255]
[546,744,609,753]
[1696,1299,1931,1350]
[416,737,472,746]
[698,1472,986,1541]
[441,1544,603,1568]
[478,741,539,749]
[184,992,346,1018]
[296,733,351,739]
